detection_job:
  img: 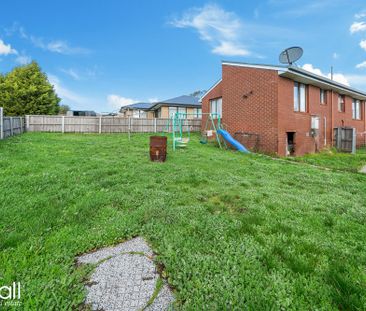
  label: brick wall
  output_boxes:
[201,80,222,133]
[278,78,366,156]
[332,93,366,147]
[202,63,366,156]
[277,79,332,156]
[202,65,279,154]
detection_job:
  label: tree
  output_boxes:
[0,61,60,116]
[58,104,70,115]
[190,90,207,98]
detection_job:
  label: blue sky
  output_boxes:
[1,0,366,112]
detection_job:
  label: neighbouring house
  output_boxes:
[149,95,201,119]
[67,110,97,116]
[119,95,202,119]
[201,61,366,156]
[119,102,156,118]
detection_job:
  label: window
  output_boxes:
[294,82,307,112]
[139,110,147,118]
[320,89,327,104]
[338,95,345,112]
[132,110,140,118]
[193,108,202,118]
[168,106,178,117]
[168,107,187,118]
[210,97,222,117]
[311,116,320,129]
[132,110,147,118]
[178,107,187,118]
[352,99,362,120]
[155,109,161,118]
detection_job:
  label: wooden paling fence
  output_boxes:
[0,107,26,140]
[25,115,201,133]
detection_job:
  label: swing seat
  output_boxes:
[175,137,189,148]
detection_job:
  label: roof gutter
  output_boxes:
[280,67,366,99]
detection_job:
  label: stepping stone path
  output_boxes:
[77,237,174,311]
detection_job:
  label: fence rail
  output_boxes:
[0,107,26,140]
[26,115,201,133]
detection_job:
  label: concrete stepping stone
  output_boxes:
[77,237,174,311]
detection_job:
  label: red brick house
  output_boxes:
[201,61,366,156]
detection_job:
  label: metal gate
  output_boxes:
[333,127,356,153]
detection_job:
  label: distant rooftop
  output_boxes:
[120,102,155,111]
[151,95,201,109]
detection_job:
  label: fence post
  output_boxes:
[0,107,3,140]
[128,117,131,140]
[352,128,356,154]
[10,117,13,136]
[26,115,30,131]
[20,117,23,133]
[99,116,102,134]
[154,118,157,133]
[61,116,65,133]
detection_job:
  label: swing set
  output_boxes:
[165,112,226,151]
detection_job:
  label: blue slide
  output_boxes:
[217,129,250,153]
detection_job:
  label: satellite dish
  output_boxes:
[279,47,303,65]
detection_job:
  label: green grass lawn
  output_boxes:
[1,133,366,310]
[287,147,366,173]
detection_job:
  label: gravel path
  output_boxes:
[77,237,174,311]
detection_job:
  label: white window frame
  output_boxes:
[210,97,222,118]
[139,110,147,118]
[294,82,307,112]
[311,116,320,129]
[193,108,202,119]
[132,110,140,118]
[338,95,345,112]
[178,107,187,118]
[168,106,178,117]
[320,89,327,104]
[352,99,361,120]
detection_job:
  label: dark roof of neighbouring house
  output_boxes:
[216,61,366,100]
[150,95,201,110]
[119,102,155,112]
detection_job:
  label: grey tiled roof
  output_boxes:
[120,102,155,111]
[158,95,200,106]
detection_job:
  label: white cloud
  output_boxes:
[30,36,90,55]
[269,0,341,18]
[355,12,366,19]
[48,74,89,105]
[356,61,366,69]
[302,64,350,86]
[332,52,339,59]
[0,39,17,55]
[331,73,350,86]
[212,41,250,56]
[4,23,90,55]
[148,98,159,103]
[170,4,250,57]
[107,94,138,110]
[360,39,366,51]
[344,75,366,89]
[60,67,98,80]
[350,21,366,33]
[60,68,80,80]
[15,53,31,65]
[45,40,89,55]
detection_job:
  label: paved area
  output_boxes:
[360,165,366,173]
[77,237,174,311]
